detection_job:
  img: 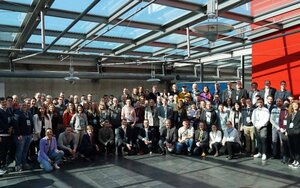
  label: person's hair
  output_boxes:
[37,105,49,120]
[289,100,300,114]
[76,104,84,113]
[87,125,93,131]
[0,97,5,102]
[66,102,75,113]
[198,121,206,130]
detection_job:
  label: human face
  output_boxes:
[39,107,45,114]
[68,103,74,111]
[257,100,263,108]
[206,102,212,109]
[218,105,224,112]
[126,99,131,106]
[203,86,208,93]
[78,106,83,113]
[199,123,204,130]
[46,129,53,139]
[234,103,240,110]
[49,105,55,112]
[87,126,93,134]
[267,97,273,104]
[164,120,171,128]
[182,120,189,128]
[143,120,149,128]
[246,99,252,107]
[292,102,299,111]
[212,125,217,132]
[65,127,73,135]
[226,122,233,128]
[0,100,6,109]
[121,119,128,127]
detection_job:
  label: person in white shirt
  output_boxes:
[208,124,222,157]
[176,119,194,155]
[221,121,241,160]
[252,98,270,161]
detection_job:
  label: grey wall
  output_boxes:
[0,78,167,100]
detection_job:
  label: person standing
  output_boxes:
[252,98,270,161]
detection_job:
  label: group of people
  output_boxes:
[0,79,299,175]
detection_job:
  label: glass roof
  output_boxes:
[0,32,17,42]
[37,16,73,31]
[4,0,33,5]
[0,11,26,27]
[69,21,98,34]
[81,40,122,49]
[231,3,251,16]
[156,34,194,44]
[51,0,94,13]
[89,0,131,17]
[120,2,191,25]
[28,35,78,46]
[184,0,207,5]
[97,25,151,39]
[134,46,164,53]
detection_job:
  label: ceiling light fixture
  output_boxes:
[191,0,234,42]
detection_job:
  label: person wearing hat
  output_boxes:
[259,80,276,105]
[274,81,292,102]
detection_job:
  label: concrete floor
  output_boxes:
[0,154,299,188]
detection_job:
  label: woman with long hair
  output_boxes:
[63,102,75,128]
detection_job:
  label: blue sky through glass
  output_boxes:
[51,0,94,12]
[37,16,73,31]
[28,35,77,46]
[69,21,98,33]
[0,32,17,41]
[134,46,163,53]
[184,0,207,5]
[231,3,251,15]
[156,34,195,44]
[120,2,190,25]
[0,11,26,27]
[89,0,130,17]
[97,25,151,39]
[4,0,33,5]
[81,40,122,49]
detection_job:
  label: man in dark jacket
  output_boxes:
[159,119,178,155]
[200,101,217,132]
[137,119,156,154]
[116,119,134,156]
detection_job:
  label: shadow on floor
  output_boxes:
[1,178,54,188]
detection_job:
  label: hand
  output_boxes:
[8,127,13,135]
[196,142,200,147]
[18,135,22,140]
[95,145,100,151]
[48,159,53,163]
[126,144,132,150]
[68,148,73,153]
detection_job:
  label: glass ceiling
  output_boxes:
[0,0,287,65]
[120,2,191,25]
[89,0,131,17]
[97,25,151,39]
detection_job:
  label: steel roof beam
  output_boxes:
[9,0,54,58]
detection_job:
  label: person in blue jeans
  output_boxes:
[13,103,34,172]
[38,128,64,172]
[176,119,194,155]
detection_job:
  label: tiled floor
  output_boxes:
[0,154,299,188]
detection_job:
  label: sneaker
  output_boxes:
[53,164,60,170]
[289,160,297,167]
[262,154,267,161]
[0,169,7,175]
[15,166,22,172]
[149,152,153,155]
[253,153,262,158]
[214,152,219,157]
[40,164,44,169]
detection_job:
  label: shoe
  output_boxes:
[201,152,206,157]
[40,164,44,169]
[0,169,7,175]
[227,155,233,160]
[22,163,32,170]
[161,151,166,155]
[53,164,60,170]
[214,152,219,157]
[289,160,297,167]
[253,153,262,158]
[149,152,153,155]
[15,166,22,172]
[262,154,267,161]
[188,152,192,156]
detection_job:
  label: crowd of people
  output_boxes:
[0,79,299,175]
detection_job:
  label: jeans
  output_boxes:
[255,127,267,154]
[39,150,64,172]
[272,127,279,156]
[176,139,194,154]
[0,136,11,168]
[14,135,32,167]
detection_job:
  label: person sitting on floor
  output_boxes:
[159,119,178,155]
[57,126,77,160]
[208,124,222,157]
[176,119,194,155]
[137,119,156,155]
[98,120,115,155]
[116,119,135,156]
[193,121,208,158]
[220,121,241,160]
[38,128,64,172]
[78,125,100,160]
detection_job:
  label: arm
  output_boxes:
[39,139,50,161]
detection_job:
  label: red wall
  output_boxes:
[251,1,300,97]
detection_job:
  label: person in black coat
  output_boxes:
[137,119,156,154]
[287,101,300,168]
[116,119,134,156]
[200,101,217,132]
[78,125,100,160]
[193,121,208,158]
[159,119,178,155]
[259,80,276,105]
